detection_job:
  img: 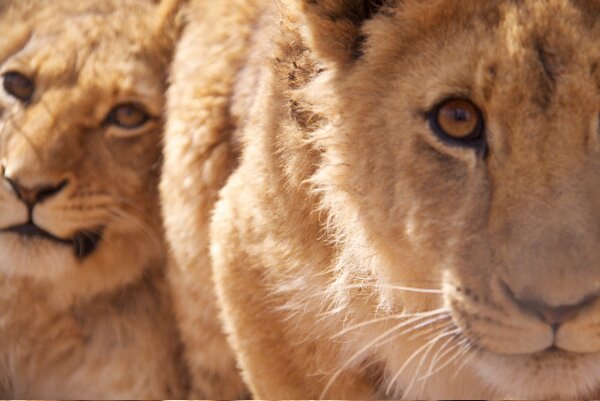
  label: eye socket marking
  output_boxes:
[428,98,486,151]
[2,71,34,102]
[104,103,151,130]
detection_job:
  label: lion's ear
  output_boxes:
[292,0,392,65]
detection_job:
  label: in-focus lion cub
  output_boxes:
[166,0,600,399]
[0,0,187,398]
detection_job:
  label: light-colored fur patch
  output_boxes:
[159,0,270,397]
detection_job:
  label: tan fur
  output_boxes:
[159,0,266,397]
[0,0,188,398]
[165,0,600,398]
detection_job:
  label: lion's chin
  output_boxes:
[472,347,600,398]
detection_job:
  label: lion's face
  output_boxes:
[300,0,600,397]
[0,1,168,284]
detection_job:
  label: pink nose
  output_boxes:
[3,174,68,206]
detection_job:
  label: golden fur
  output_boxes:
[159,0,263,397]
[0,0,187,398]
[165,0,600,398]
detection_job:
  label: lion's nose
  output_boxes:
[516,295,597,329]
[531,302,585,327]
[502,281,598,329]
[2,166,68,207]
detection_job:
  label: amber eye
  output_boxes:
[429,98,485,147]
[105,103,150,130]
[3,71,34,102]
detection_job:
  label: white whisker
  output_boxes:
[419,332,464,380]
[341,283,443,294]
[397,313,452,339]
[405,328,457,398]
[385,329,457,395]
[411,319,455,342]
[320,311,444,398]
[452,341,478,379]
[332,307,449,339]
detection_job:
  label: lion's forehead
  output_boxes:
[2,1,163,94]
[361,0,600,110]
[0,24,165,129]
[372,0,600,135]
[23,28,160,85]
[387,0,599,72]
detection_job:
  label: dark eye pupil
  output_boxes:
[121,108,135,117]
[3,72,34,102]
[454,109,469,122]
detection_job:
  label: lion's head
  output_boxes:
[299,0,600,398]
[230,0,600,398]
[0,0,177,299]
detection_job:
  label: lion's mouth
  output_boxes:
[0,223,104,259]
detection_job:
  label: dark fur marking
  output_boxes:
[350,33,368,59]
[350,0,397,60]
[305,1,398,61]
[311,1,394,25]
[482,64,498,101]
[289,99,324,132]
[591,61,600,92]
[535,42,558,85]
[358,0,388,24]
[316,0,389,26]
[532,41,559,111]
[275,32,325,132]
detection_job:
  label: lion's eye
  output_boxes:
[3,71,34,102]
[429,98,485,146]
[105,103,150,130]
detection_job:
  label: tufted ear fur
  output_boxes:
[292,0,394,65]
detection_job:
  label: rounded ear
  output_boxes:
[292,0,393,65]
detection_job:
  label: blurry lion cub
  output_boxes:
[167,0,600,399]
[0,0,187,398]
[159,0,255,397]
